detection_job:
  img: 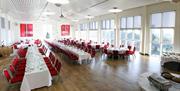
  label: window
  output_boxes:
[120,16,141,51]
[151,13,161,28]
[1,17,5,29]
[101,19,114,30]
[121,17,126,28]
[150,11,175,55]
[101,19,115,44]
[8,21,10,30]
[80,23,88,31]
[89,31,98,42]
[89,21,98,30]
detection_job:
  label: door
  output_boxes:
[151,29,161,55]
[151,29,174,55]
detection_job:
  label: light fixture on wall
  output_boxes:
[47,0,69,4]
[108,7,122,13]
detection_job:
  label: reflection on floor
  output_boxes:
[0,53,162,91]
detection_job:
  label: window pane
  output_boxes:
[120,30,126,40]
[96,22,98,29]
[79,31,87,39]
[121,17,126,28]
[110,20,114,29]
[151,13,162,28]
[121,40,126,45]
[127,17,133,28]
[134,16,141,28]
[127,30,133,40]
[89,31,98,42]
[151,29,161,55]
[1,17,5,29]
[162,11,175,27]
[134,30,140,41]
[101,30,114,44]
[162,28,174,52]
[106,20,110,29]
[103,20,106,29]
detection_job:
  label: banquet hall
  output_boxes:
[0,0,180,91]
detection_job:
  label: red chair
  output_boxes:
[3,69,23,84]
[49,52,56,65]
[91,48,96,58]
[12,57,26,71]
[126,47,136,57]
[120,45,124,47]
[113,50,119,59]
[17,48,27,58]
[127,46,132,50]
[48,59,62,77]
[9,64,25,76]
[95,45,100,50]
[13,44,18,49]
[39,45,47,55]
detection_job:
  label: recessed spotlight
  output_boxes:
[109,7,122,13]
[85,15,94,19]
[47,0,69,4]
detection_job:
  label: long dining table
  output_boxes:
[20,45,52,91]
[53,41,91,64]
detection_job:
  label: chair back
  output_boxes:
[113,50,119,55]
[128,46,131,50]
[9,65,16,74]
[96,45,100,49]
[55,59,62,72]
[3,69,11,82]
[49,52,56,64]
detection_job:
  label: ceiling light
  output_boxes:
[109,7,122,13]
[42,12,55,15]
[72,19,79,22]
[47,0,69,4]
[85,15,94,19]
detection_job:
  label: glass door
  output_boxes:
[162,29,174,52]
[151,29,161,55]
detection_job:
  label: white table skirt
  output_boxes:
[53,41,91,64]
[107,47,128,54]
[20,70,52,91]
[20,46,52,91]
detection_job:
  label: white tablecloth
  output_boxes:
[53,41,91,64]
[107,47,128,54]
[20,46,52,91]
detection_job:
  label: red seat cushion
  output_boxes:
[49,68,58,76]
[10,75,23,83]
[15,71,25,76]
[3,69,11,82]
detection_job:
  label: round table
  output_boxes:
[138,72,180,91]
[107,47,128,54]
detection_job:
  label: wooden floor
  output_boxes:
[0,52,162,91]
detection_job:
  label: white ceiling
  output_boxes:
[0,0,166,21]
